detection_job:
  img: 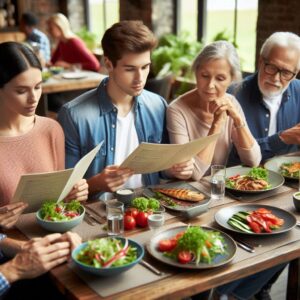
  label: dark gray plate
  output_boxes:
[144,182,211,219]
[225,166,284,194]
[215,204,296,236]
[146,225,237,269]
[264,156,300,181]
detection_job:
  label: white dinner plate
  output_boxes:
[62,72,88,79]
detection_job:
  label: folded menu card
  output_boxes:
[120,133,219,174]
[12,142,102,212]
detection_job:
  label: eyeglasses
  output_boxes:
[263,61,296,81]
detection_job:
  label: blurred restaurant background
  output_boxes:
[0,0,299,105]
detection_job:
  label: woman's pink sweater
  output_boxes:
[0,116,65,205]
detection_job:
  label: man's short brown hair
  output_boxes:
[101,20,157,66]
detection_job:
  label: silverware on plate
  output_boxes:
[139,259,163,276]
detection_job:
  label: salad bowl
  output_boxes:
[72,237,144,276]
[36,200,85,233]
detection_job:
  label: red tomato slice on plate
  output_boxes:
[158,239,177,252]
[178,251,192,264]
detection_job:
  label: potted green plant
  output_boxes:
[148,32,202,99]
[76,26,98,51]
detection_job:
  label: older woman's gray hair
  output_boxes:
[260,32,300,70]
[192,40,242,82]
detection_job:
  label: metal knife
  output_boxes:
[139,259,163,276]
[236,241,255,253]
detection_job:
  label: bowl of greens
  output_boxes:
[36,200,85,232]
[72,237,144,276]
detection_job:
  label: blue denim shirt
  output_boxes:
[58,77,168,187]
[228,73,300,164]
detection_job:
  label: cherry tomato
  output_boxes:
[178,251,192,264]
[125,208,139,219]
[124,215,136,230]
[135,211,149,228]
[158,239,177,252]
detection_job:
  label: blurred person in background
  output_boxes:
[47,13,100,72]
[20,12,51,66]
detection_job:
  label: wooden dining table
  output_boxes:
[37,71,106,116]
[8,177,300,300]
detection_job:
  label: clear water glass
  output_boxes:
[210,165,226,201]
[106,200,124,236]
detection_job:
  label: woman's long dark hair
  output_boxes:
[0,42,42,88]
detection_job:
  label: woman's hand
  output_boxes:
[0,202,28,229]
[64,179,89,202]
[210,95,243,126]
[166,159,194,180]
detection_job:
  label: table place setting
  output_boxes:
[68,221,186,298]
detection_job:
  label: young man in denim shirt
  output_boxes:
[228,32,300,165]
[58,21,193,197]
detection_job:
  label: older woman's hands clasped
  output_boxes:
[210,95,244,130]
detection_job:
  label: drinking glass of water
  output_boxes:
[106,200,124,236]
[210,165,226,201]
[148,207,165,234]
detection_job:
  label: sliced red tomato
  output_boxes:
[158,239,177,252]
[255,208,272,214]
[250,213,272,233]
[175,232,185,240]
[55,206,62,213]
[178,251,192,264]
[248,221,262,233]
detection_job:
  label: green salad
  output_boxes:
[76,238,137,268]
[40,200,82,221]
[158,226,226,264]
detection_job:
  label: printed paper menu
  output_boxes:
[120,133,219,174]
[12,142,102,212]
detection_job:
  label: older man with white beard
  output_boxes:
[228,31,300,164]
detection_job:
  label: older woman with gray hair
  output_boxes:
[167,40,261,180]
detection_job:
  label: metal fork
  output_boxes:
[84,214,97,226]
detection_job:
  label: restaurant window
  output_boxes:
[206,0,258,72]
[176,0,258,72]
[87,0,119,43]
[177,0,198,41]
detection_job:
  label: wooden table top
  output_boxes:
[41,182,300,300]
[42,71,106,94]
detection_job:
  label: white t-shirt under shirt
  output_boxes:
[114,109,143,189]
[262,93,283,136]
